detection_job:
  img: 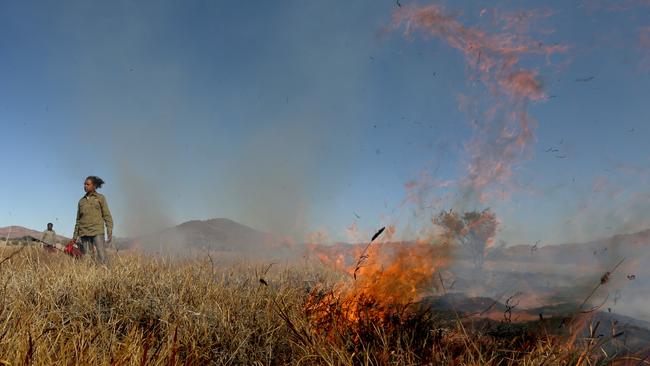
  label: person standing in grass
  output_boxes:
[41,222,57,247]
[73,176,113,264]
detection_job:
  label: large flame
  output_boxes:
[306,227,451,332]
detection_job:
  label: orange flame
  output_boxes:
[306,228,451,331]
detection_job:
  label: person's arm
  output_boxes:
[100,195,113,242]
[73,202,81,240]
[41,231,46,242]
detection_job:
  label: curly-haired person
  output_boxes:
[73,175,113,265]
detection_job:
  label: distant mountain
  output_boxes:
[0,225,70,243]
[135,218,282,255]
[0,218,289,256]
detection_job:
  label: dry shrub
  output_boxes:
[0,247,325,365]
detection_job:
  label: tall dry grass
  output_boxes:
[0,246,642,365]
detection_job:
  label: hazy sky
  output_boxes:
[1,0,649,245]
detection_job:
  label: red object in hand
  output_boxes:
[65,240,83,258]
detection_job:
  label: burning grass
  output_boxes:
[0,246,644,365]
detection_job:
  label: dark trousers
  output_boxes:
[80,235,107,264]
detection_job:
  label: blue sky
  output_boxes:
[1,0,649,245]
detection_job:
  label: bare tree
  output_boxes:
[434,209,498,269]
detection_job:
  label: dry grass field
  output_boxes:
[0,246,643,365]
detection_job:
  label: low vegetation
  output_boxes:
[0,246,643,365]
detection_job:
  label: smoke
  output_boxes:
[392,4,566,206]
[302,6,570,325]
[55,0,377,249]
[220,119,326,240]
[113,158,174,239]
[640,27,650,71]
[378,5,650,325]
